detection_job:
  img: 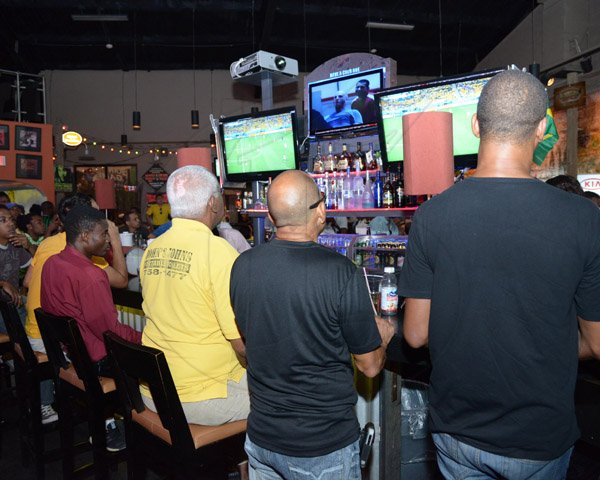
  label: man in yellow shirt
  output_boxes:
[145,193,170,228]
[24,193,128,424]
[140,166,249,426]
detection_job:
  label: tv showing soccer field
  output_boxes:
[376,69,504,163]
[220,106,299,182]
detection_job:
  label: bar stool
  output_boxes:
[0,297,62,479]
[35,308,123,480]
[103,331,247,479]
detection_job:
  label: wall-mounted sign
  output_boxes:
[62,131,83,147]
[554,82,586,110]
[142,163,169,190]
[578,174,600,194]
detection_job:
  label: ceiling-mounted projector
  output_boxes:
[230,50,299,80]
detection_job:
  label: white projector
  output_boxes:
[230,50,299,80]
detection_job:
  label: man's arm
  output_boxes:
[578,316,600,360]
[403,298,431,348]
[353,315,395,378]
[229,337,247,368]
[105,220,128,288]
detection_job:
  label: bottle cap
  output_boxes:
[384,266,395,273]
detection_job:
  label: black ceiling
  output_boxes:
[0,1,535,76]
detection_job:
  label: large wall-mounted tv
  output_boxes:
[219,106,300,182]
[308,67,385,136]
[376,68,505,164]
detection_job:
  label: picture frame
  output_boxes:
[107,164,137,189]
[0,125,9,150]
[15,154,42,179]
[15,125,42,152]
[75,165,107,196]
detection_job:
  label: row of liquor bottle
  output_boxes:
[314,168,419,209]
[311,141,381,174]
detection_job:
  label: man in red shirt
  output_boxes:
[41,205,141,451]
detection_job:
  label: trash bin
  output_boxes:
[401,380,438,479]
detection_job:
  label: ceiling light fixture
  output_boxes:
[365,21,414,31]
[132,14,141,130]
[191,7,199,129]
[71,14,128,22]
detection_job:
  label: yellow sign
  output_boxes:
[62,131,83,147]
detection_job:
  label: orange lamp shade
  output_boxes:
[177,147,213,171]
[94,179,116,210]
[402,111,455,195]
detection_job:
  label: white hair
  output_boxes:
[166,165,220,219]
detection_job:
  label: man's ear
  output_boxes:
[535,116,547,143]
[208,195,218,213]
[471,113,480,138]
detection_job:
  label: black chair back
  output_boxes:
[34,308,103,399]
[103,331,195,452]
[0,295,31,365]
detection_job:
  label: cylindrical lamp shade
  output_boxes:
[176,147,213,171]
[94,179,117,210]
[402,111,455,195]
[191,109,200,129]
[132,111,141,130]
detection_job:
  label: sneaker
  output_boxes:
[105,420,126,452]
[41,404,58,424]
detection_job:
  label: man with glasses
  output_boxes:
[230,170,395,479]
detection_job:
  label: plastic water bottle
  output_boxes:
[379,266,398,316]
[362,174,375,209]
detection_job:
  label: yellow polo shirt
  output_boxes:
[25,232,108,339]
[140,218,244,403]
[146,203,170,227]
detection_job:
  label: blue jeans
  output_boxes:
[245,436,360,480]
[432,433,573,480]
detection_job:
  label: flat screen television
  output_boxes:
[308,67,385,136]
[219,106,300,182]
[376,68,504,164]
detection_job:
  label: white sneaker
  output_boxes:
[41,404,58,424]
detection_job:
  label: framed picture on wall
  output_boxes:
[15,154,42,179]
[107,165,137,189]
[0,125,9,150]
[15,125,41,152]
[75,165,107,196]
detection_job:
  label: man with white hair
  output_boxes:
[139,165,249,426]
[325,90,363,128]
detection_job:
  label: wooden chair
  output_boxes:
[103,331,247,479]
[35,308,122,480]
[0,297,61,479]
[0,329,12,460]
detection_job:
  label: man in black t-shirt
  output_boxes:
[230,170,395,480]
[399,69,600,479]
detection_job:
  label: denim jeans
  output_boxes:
[28,337,54,406]
[245,435,360,480]
[432,433,573,480]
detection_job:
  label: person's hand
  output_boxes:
[375,315,396,348]
[0,281,21,306]
[9,233,30,250]
[106,220,122,246]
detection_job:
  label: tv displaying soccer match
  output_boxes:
[220,106,299,182]
[376,69,504,163]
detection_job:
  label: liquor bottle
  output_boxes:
[312,143,324,174]
[351,164,364,209]
[382,171,394,208]
[373,171,383,208]
[336,170,345,210]
[323,142,335,173]
[235,191,243,210]
[337,143,350,171]
[366,142,378,170]
[394,172,406,207]
[330,171,338,210]
[342,167,353,210]
[353,142,366,171]
[362,174,375,209]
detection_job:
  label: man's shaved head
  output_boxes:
[267,170,321,228]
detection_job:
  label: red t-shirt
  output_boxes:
[40,245,141,362]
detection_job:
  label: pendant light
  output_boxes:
[191,7,199,128]
[132,14,141,130]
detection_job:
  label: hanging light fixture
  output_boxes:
[121,72,128,145]
[191,7,199,129]
[132,14,141,130]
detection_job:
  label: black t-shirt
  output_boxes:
[399,177,600,460]
[230,239,381,457]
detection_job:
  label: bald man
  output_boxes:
[230,170,395,479]
[400,69,600,478]
[325,90,363,128]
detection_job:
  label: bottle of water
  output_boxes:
[351,164,363,209]
[379,266,398,316]
[362,174,375,209]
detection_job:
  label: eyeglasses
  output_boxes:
[309,194,326,210]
